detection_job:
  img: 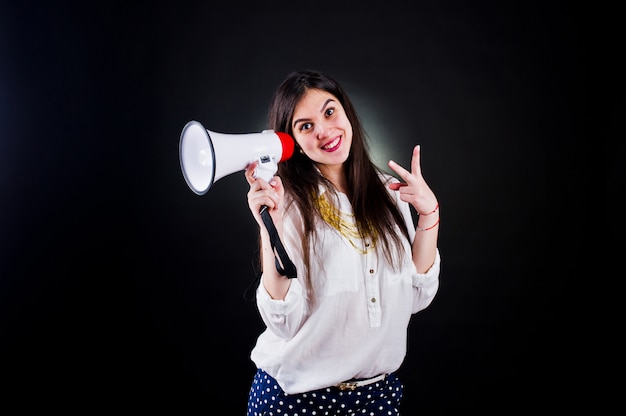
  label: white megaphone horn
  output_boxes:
[179,120,295,195]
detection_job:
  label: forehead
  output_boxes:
[294,88,339,115]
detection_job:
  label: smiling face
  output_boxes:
[291,88,353,179]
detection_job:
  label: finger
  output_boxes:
[248,190,277,211]
[388,182,408,191]
[244,161,258,185]
[269,175,283,192]
[388,160,412,183]
[411,145,422,176]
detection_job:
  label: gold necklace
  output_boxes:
[315,194,376,254]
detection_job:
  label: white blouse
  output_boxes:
[250,173,441,394]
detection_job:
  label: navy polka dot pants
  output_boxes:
[247,369,404,415]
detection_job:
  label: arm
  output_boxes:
[388,145,439,273]
[245,162,292,300]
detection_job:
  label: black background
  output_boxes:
[0,0,615,413]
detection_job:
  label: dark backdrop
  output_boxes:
[1,0,610,413]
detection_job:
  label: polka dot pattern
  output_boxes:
[247,369,403,415]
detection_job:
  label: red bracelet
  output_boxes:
[419,203,439,216]
[417,217,440,231]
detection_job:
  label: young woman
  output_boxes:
[244,69,441,415]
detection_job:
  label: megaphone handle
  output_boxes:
[260,206,297,279]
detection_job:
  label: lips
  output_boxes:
[322,136,341,151]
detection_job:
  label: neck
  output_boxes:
[317,163,347,193]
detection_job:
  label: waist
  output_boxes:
[336,373,388,391]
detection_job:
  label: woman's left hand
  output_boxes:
[388,144,438,214]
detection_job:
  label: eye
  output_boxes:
[325,107,335,117]
[299,122,313,132]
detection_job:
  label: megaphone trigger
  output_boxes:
[253,155,278,182]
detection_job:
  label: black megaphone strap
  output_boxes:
[260,206,297,279]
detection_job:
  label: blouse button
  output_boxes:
[369,269,374,274]
[370,298,376,303]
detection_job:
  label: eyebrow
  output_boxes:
[292,98,335,128]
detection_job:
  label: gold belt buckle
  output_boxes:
[337,381,358,391]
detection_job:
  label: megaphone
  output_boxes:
[179,120,295,195]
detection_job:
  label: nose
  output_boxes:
[315,122,329,140]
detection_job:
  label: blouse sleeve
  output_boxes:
[254,205,309,340]
[384,173,441,313]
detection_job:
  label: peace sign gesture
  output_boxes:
[388,145,439,216]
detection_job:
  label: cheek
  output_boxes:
[295,135,315,151]
[340,115,353,136]
[342,122,353,143]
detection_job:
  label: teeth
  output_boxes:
[323,137,340,149]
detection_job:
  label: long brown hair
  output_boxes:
[267,70,410,299]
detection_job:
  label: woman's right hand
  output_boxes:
[245,162,292,298]
[245,161,285,228]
